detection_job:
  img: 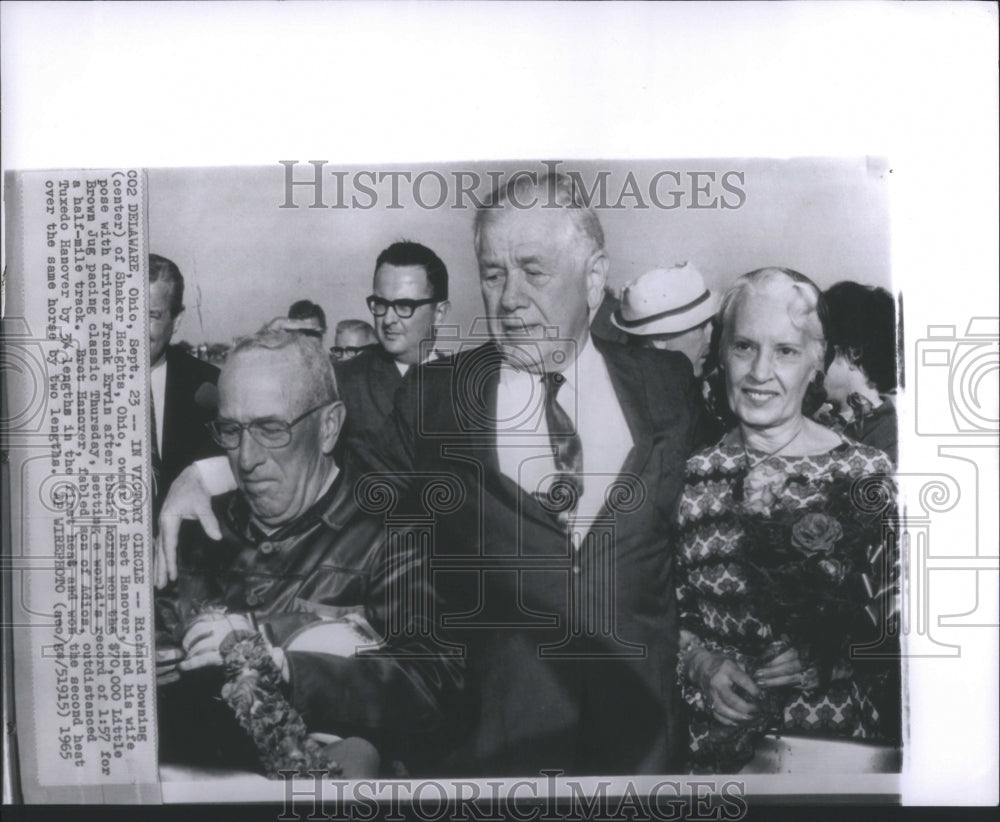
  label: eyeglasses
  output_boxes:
[330,345,367,360]
[366,295,437,319]
[206,402,333,450]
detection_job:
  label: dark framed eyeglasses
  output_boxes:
[206,401,333,450]
[366,295,437,319]
[330,345,367,360]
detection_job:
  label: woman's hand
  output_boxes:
[754,646,807,688]
[686,648,762,726]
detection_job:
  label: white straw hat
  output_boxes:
[610,262,718,335]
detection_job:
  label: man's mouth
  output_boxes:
[241,477,274,490]
[500,320,536,335]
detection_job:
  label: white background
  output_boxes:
[2,0,998,806]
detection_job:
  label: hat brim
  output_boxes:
[610,293,718,336]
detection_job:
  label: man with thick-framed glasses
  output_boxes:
[153,328,463,776]
[333,240,450,457]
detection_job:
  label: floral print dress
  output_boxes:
[675,439,899,772]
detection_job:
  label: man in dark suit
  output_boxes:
[333,241,450,457]
[148,254,221,519]
[155,175,702,775]
[355,174,703,775]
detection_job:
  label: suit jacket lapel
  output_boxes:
[591,335,657,481]
[462,344,575,534]
[161,347,182,462]
[369,348,403,421]
[455,339,659,534]
[453,343,503,478]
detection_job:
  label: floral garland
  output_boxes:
[219,630,344,778]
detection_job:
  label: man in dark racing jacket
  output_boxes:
[154,327,464,775]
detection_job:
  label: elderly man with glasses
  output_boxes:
[153,328,463,776]
[329,318,378,362]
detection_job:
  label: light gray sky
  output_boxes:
[148,158,891,344]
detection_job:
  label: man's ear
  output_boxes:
[585,250,609,313]
[172,307,185,333]
[432,300,451,330]
[320,401,347,456]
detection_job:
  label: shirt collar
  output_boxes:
[393,347,442,377]
[498,334,595,387]
[560,334,598,395]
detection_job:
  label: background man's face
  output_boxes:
[333,327,375,360]
[149,281,180,366]
[218,347,329,527]
[823,352,855,409]
[477,207,605,372]
[644,320,713,377]
[372,263,440,365]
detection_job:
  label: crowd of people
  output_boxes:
[148,172,901,779]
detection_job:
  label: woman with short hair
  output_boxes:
[675,268,900,773]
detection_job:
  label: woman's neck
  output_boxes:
[739,416,805,455]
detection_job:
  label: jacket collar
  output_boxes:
[454,335,655,444]
[454,335,658,532]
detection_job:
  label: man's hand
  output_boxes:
[687,648,761,727]
[156,647,184,687]
[154,464,222,589]
[178,612,254,672]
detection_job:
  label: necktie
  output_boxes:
[539,371,584,527]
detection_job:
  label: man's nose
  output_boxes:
[499,271,528,313]
[236,430,266,473]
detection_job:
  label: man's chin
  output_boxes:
[240,483,283,513]
[246,504,290,530]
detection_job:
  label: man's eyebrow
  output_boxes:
[217,414,285,424]
[515,253,545,265]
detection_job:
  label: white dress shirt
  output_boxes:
[495,337,634,528]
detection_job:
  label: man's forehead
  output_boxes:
[338,328,367,344]
[373,263,432,295]
[220,348,306,410]
[477,207,580,259]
